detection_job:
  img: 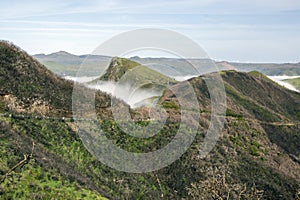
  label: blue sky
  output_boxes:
[1,0,300,62]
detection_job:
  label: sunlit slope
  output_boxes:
[284,77,300,91]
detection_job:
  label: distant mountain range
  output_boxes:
[1,41,300,199]
[34,51,300,77]
[34,51,111,77]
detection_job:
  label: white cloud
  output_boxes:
[0,0,122,19]
[1,0,299,62]
[1,0,300,20]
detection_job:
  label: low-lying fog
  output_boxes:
[65,74,299,108]
[87,81,162,108]
[65,75,194,108]
[63,76,99,83]
[172,75,199,81]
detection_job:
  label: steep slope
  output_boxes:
[222,70,300,121]
[0,41,114,117]
[0,41,75,116]
[150,70,300,199]
[0,41,113,199]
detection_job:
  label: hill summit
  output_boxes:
[94,57,177,88]
[100,57,141,82]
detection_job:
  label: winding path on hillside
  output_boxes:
[0,112,299,127]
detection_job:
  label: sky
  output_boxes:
[0,0,300,62]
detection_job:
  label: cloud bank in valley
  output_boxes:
[87,81,162,108]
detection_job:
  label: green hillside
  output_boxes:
[0,41,111,199]
[0,41,300,199]
[0,41,74,116]
[284,77,300,91]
